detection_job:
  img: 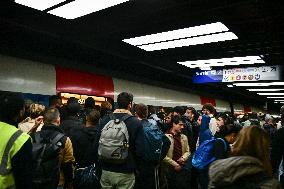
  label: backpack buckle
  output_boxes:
[114,119,120,124]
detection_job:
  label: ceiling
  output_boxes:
[0,0,284,110]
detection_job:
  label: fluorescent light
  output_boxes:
[227,85,234,88]
[178,56,264,69]
[257,93,284,96]
[137,32,238,51]
[123,22,229,46]
[48,0,130,19]
[15,0,66,11]
[233,82,284,87]
[247,89,284,92]
[267,97,284,99]
[275,100,284,101]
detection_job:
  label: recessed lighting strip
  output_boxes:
[178,56,264,69]
[267,97,284,99]
[136,32,237,51]
[257,93,284,96]
[123,22,229,46]
[247,89,284,92]
[15,0,66,11]
[48,0,130,19]
[275,100,284,101]
[233,82,284,87]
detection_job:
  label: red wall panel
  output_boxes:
[244,106,252,113]
[56,66,114,99]
[200,96,216,107]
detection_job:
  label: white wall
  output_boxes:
[114,78,201,109]
[0,55,56,95]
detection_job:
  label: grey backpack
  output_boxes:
[98,114,132,164]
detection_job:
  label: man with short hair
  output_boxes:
[271,105,284,188]
[32,107,75,189]
[173,106,193,149]
[71,109,101,189]
[99,92,144,189]
[0,92,33,189]
[202,103,218,136]
[60,100,83,137]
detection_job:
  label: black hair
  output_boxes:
[0,92,25,125]
[148,105,156,115]
[217,112,234,125]
[117,92,133,109]
[217,124,241,138]
[171,115,183,125]
[67,101,81,116]
[173,106,185,115]
[49,95,61,107]
[85,97,95,109]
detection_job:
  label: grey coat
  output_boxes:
[208,156,281,189]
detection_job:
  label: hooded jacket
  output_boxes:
[208,156,281,189]
[70,126,99,167]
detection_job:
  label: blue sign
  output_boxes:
[192,70,223,83]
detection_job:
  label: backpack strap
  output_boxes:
[51,132,65,146]
[216,138,228,151]
[119,114,133,122]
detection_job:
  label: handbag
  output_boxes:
[74,163,100,189]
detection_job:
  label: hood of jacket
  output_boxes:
[209,156,266,188]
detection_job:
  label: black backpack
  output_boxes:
[32,131,66,189]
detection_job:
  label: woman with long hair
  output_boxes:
[208,126,281,189]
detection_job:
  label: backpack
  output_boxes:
[98,114,133,164]
[32,131,65,188]
[142,120,164,162]
[192,138,227,170]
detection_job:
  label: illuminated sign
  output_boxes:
[193,66,280,83]
[222,66,280,82]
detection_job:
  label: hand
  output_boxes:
[28,116,43,135]
[177,157,185,165]
[34,116,44,127]
[174,164,182,172]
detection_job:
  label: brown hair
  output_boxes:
[135,103,148,119]
[202,103,216,114]
[101,101,112,111]
[231,126,272,176]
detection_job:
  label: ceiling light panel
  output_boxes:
[247,89,284,92]
[233,82,284,87]
[257,93,284,96]
[137,32,237,51]
[15,0,66,11]
[48,0,130,19]
[275,100,284,101]
[178,56,264,69]
[123,22,229,46]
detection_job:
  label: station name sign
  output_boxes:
[193,66,280,83]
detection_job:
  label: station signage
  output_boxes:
[193,66,280,83]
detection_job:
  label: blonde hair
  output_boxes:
[29,103,45,119]
[231,126,272,176]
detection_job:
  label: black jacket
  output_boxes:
[71,126,99,167]
[271,126,284,173]
[60,116,84,137]
[99,112,144,173]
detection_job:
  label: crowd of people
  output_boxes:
[0,91,283,189]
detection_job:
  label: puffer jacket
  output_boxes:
[208,156,281,189]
